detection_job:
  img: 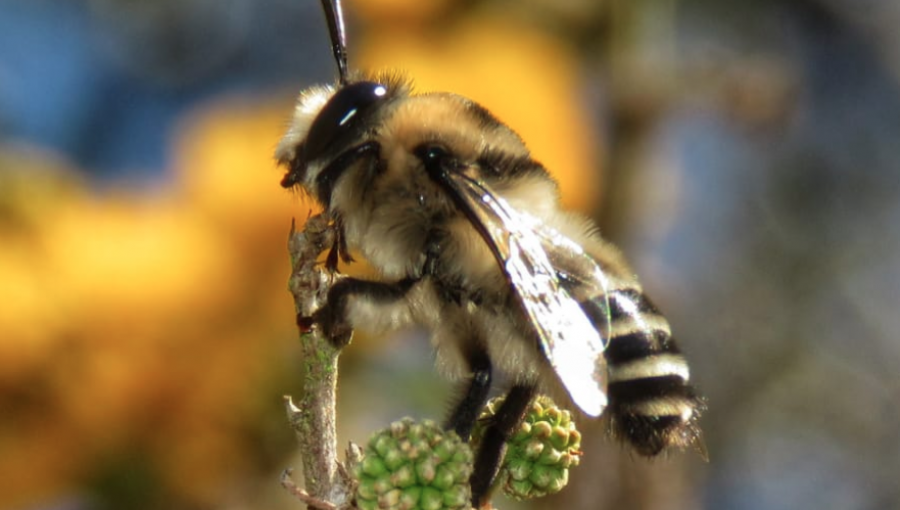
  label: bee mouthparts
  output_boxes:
[280,171,301,188]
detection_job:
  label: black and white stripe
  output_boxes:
[572,279,701,455]
[599,287,701,455]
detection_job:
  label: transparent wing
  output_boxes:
[439,170,611,416]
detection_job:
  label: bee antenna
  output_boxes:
[320,0,349,85]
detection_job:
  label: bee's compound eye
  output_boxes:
[305,81,388,161]
[426,145,447,161]
[415,144,451,173]
[424,146,447,162]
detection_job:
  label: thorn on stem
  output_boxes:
[281,469,340,510]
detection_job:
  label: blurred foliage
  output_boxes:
[0,98,309,509]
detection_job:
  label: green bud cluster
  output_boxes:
[355,418,473,510]
[477,395,583,501]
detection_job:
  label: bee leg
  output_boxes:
[337,219,354,264]
[470,383,537,508]
[324,214,354,272]
[307,276,417,347]
[324,242,341,273]
[444,349,492,440]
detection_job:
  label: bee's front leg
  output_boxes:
[300,277,419,348]
[323,214,354,273]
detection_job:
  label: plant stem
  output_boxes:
[284,214,353,508]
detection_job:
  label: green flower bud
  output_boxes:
[474,395,583,501]
[354,418,473,510]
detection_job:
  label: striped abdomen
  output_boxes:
[542,227,703,455]
[597,287,702,455]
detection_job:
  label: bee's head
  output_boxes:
[276,79,391,196]
[275,0,405,204]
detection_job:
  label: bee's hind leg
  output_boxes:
[445,348,493,440]
[468,383,537,508]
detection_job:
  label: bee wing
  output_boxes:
[438,170,610,417]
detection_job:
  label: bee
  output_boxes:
[276,0,703,505]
